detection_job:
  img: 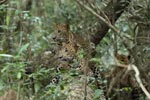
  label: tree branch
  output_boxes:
[130,65,150,99]
[0,0,7,5]
[114,61,150,99]
[76,0,131,45]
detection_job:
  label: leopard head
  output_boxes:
[53,23,70,43]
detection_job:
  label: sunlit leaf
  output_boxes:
[90,58,100,63]
[17,43,30,56]
[17,72,22,79]
[0,80,4,90]
[0,54,13,58]
[93,89,102,100]
[6,15,10,26]
[34,82,41,93]
[1,66,9,73]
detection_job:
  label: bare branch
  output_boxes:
[130,65,150,99]
[76,0,119,33]
[114,62,150,99]
[75,0,132,45]
[112,53,150,99]
[0,0,7,4]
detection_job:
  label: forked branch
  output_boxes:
[115,62,150,99]
[75,0,132,45]
[130,65,150,99]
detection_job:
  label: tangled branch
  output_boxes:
[130,65,150,99]
[75,0,133,42]
[116,63,150,99]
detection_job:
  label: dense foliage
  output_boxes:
[0,0,150,100]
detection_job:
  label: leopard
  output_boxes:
[51,23,107,100]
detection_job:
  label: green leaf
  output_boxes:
[17,72,22,79]
[77,49,86,58]
[17,43,30,56]
[93,89,102,100]
[0,80,4,90]
[90,58,100,63]
[122,87,131,92]
[34,82,41,93]
[1,66,9,73]
[60,84,64,90]
[0,54,13,58]
[6,15,10,26]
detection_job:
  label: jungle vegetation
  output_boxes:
[0,0,150,100]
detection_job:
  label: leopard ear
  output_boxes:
[54,23,58,29]
[62,24,70,31]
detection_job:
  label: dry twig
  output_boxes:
[130,64,150,99]
[110,55,150,99]
[115,63,150,99]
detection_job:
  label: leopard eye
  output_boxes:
[57,30,61,33]
[58,56,63,59]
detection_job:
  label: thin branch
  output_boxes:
[83,58,87,100]
[76,0,118,32]
[86,0,97,11]
[113,53,150,99]
[130,65,150,99]
[0,0,7,4]
[114,62,150,99]
[75,0,133,41]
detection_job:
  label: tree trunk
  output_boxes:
[91,0,131,46]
